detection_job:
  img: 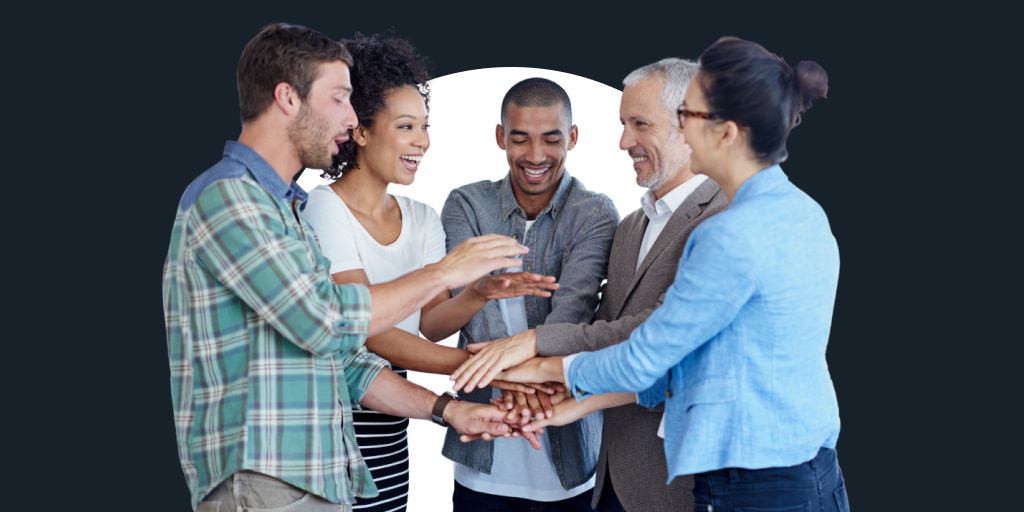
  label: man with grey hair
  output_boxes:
[453,58,728,511]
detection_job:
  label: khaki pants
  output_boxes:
[197,471,351,512]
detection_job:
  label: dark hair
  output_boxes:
[323,32,431,179]
[237,23,353,123]
[697,37,828,164]
[500,77,573,128]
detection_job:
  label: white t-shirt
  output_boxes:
[303,185,446,336]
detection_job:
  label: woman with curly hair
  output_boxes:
[302,33,557,512]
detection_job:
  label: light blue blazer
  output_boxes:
[568,165,841,479]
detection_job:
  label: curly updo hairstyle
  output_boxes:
[697,37,828,164]
[322,32,431,179]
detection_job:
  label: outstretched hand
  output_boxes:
[435,234,529,290]
[451,330,540,392]
[522,392,636,434]
[472,272,559,301]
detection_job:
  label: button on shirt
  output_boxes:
[163,141,386,508]
[440,170,618,490]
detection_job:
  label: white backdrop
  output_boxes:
[297,67,643,510]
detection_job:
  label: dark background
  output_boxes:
[11,2,1005,510]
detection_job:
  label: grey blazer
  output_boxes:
[534,178,727,512]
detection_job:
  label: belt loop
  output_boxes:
[728,468,740,483]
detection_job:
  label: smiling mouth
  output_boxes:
[517,162,554,182]
[400,154,423,170]
[630,153,649,169]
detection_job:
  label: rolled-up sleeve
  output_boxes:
[189,179,371,357]
[339,346,391,403]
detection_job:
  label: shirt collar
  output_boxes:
[500,168,573,221]
[223,141,310,209]
[640,174,709,221]
[732,164,786,205]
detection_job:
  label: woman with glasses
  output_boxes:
[454,37,849,511]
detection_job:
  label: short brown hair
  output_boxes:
[236,23,353,123]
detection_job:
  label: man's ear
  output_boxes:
[272,82,299,116]
[495,124,507,150]
[566,125,579,151]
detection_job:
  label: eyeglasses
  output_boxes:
[677,107,720,126]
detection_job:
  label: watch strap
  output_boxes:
[431,391,458,427]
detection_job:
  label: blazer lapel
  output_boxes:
[620,179,721,315]
[598,210,647,320]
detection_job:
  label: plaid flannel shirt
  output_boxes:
[163,141,387,508]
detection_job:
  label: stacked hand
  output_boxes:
[451,380,567,450]
[451,330,543,392]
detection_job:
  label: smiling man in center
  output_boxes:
[439,77,621,511]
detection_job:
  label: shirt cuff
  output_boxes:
[563,353,592,400]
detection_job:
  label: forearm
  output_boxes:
[419,287,488,342]
[535,309,653,356]
[359,367,438,420]
[360,368,511,440]
[366,264,449,336]
[576,392,636,411]
[366,327,471,374]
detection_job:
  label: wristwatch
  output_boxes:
[431,391,459,427]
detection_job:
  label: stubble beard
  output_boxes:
[639,144,690,193]
[289,103,333,171]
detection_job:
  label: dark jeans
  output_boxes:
[595,475,627,512]
[692,447,850,512]
[454,481,601,512]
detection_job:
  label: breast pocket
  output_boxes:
[541,250,563,277]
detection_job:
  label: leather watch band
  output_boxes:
[431,391,458,427]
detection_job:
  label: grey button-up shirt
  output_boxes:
[439,169,619,489]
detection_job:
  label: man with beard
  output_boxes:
[440,77,620,511]
[163,23,525,511]
[452,59,728,512]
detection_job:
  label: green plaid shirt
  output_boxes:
[163,141,386,508]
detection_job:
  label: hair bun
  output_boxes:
[794,60,828,112]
